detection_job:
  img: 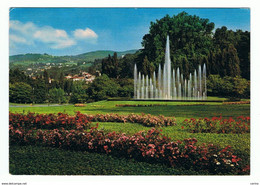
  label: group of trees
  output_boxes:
[9,68,133,104]
[10,69,72,104]
[138,12,250,80]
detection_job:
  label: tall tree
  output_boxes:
[142,11,215,70]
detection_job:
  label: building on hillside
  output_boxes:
[65,72,96,83]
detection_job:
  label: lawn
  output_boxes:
[9,99,250,121]
[9,99,250,175]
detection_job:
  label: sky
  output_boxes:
[9,8,250,56]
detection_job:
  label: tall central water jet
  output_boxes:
[134,35,207,100]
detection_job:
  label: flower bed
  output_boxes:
[223,101,250,105]
[181,116,250,134]
[9,112,92,130]
[86,113,176,127]
[9,124,249,175]
[74,104,86,107]
[9,112,176,128]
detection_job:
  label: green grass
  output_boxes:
[9,99,250,121]
[9,145,208,175]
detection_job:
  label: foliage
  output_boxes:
[87,74,120,101]
[141,12,214,71]
[9,82,33,103]
[31,79,47,103]
[207,75,250,99]
[69,81,88,103]
[181,116,250,134]
[48,88,66,104]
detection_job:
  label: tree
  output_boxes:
[58,71,64,89]
[142,55,154,76]
[48,88,66,104]
[87,74,119,101]
[9,69,30,84]
[142,12,215,71]
[43,70,49,85]
[9,82,33,103]
[236,30,250,79]
[232,76,249,99]
[101,53,121,78]
[32,79,47,103]
[70,81,88,103]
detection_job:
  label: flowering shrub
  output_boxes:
[223,101,250,105]
[74,104,86,107]
[9,112,92,130]
[85,113,176,127]
[10,112,176,128]
[182,116,250,134]
[9,124,249,175]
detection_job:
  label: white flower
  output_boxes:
[216,162,220,165]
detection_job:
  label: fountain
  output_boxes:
[134,35,207,100]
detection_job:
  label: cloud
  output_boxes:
[10,20,36,35]
[9,34,29,44]
[33,27,75,49]
[73,28,98,40]
[9,20,76,49]
[9,20,99,51]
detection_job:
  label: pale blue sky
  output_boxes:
[9,8,250,56]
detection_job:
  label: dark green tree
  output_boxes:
[9,82,33,103]
[142,12,215,70]
[49,88,66,104]
[87,74,119,101]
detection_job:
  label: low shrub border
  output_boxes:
[223,101,250,105]
[85,113,176,127]
[9,112,92,130]
[9,124,249,175]
[10,112,176,128]
[74,104,86,107]
[181,116,250,134]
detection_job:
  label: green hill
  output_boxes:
[74,50,138,61]
[9,50,138,65]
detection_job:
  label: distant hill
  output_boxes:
[73,50,138,61]
[9,50,138,65]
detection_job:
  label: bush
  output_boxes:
[9,124,249,175]
[85,113,176,127]
[181,116,250,134]
[9,112,92,130]
[207,75,250,99]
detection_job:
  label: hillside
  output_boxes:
[9,50,138,65]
